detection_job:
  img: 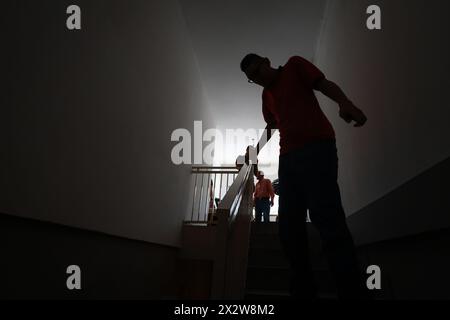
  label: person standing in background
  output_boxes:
[253,170,275,223]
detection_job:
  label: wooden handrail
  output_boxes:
[216,164,253,223]
[183,163,255,299]
[211,163,254,298]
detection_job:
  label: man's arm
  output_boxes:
[314,78,350,104]
[315,78,367,127]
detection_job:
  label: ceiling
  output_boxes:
[178,0,327,168]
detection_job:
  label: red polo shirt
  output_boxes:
[254,178,275,201]
[262,56,335,155]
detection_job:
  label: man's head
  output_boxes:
[256,170,264,181]
[240,53,276,88]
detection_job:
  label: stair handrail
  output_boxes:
[216,163,254,224]
[182,163,255,299]
[211,163,254,299]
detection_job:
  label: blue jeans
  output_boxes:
[255,198,271,223]
[278,139,366,299]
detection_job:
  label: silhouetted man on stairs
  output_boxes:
[240,53,368,299]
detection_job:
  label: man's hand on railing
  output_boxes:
[235,145,258,170]
[245,145,257,165]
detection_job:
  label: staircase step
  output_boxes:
[314,269,337,296]
[246,222,337,298]
[245,266,290,291]
[249,233,283,250]
[247,248,289,268]
[245,266,336,294]
[248,240,327,270]
[250,222,279,235]
[310,252,328,270]
[245,289,291,300]
[246,267,336,291]
[317,292,338,300]
[249,223,324,253]
[245,290,338,301]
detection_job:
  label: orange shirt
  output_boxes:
[254,178,275,200]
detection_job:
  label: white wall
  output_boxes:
[2,0,214,247]
[314,0,450,216]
